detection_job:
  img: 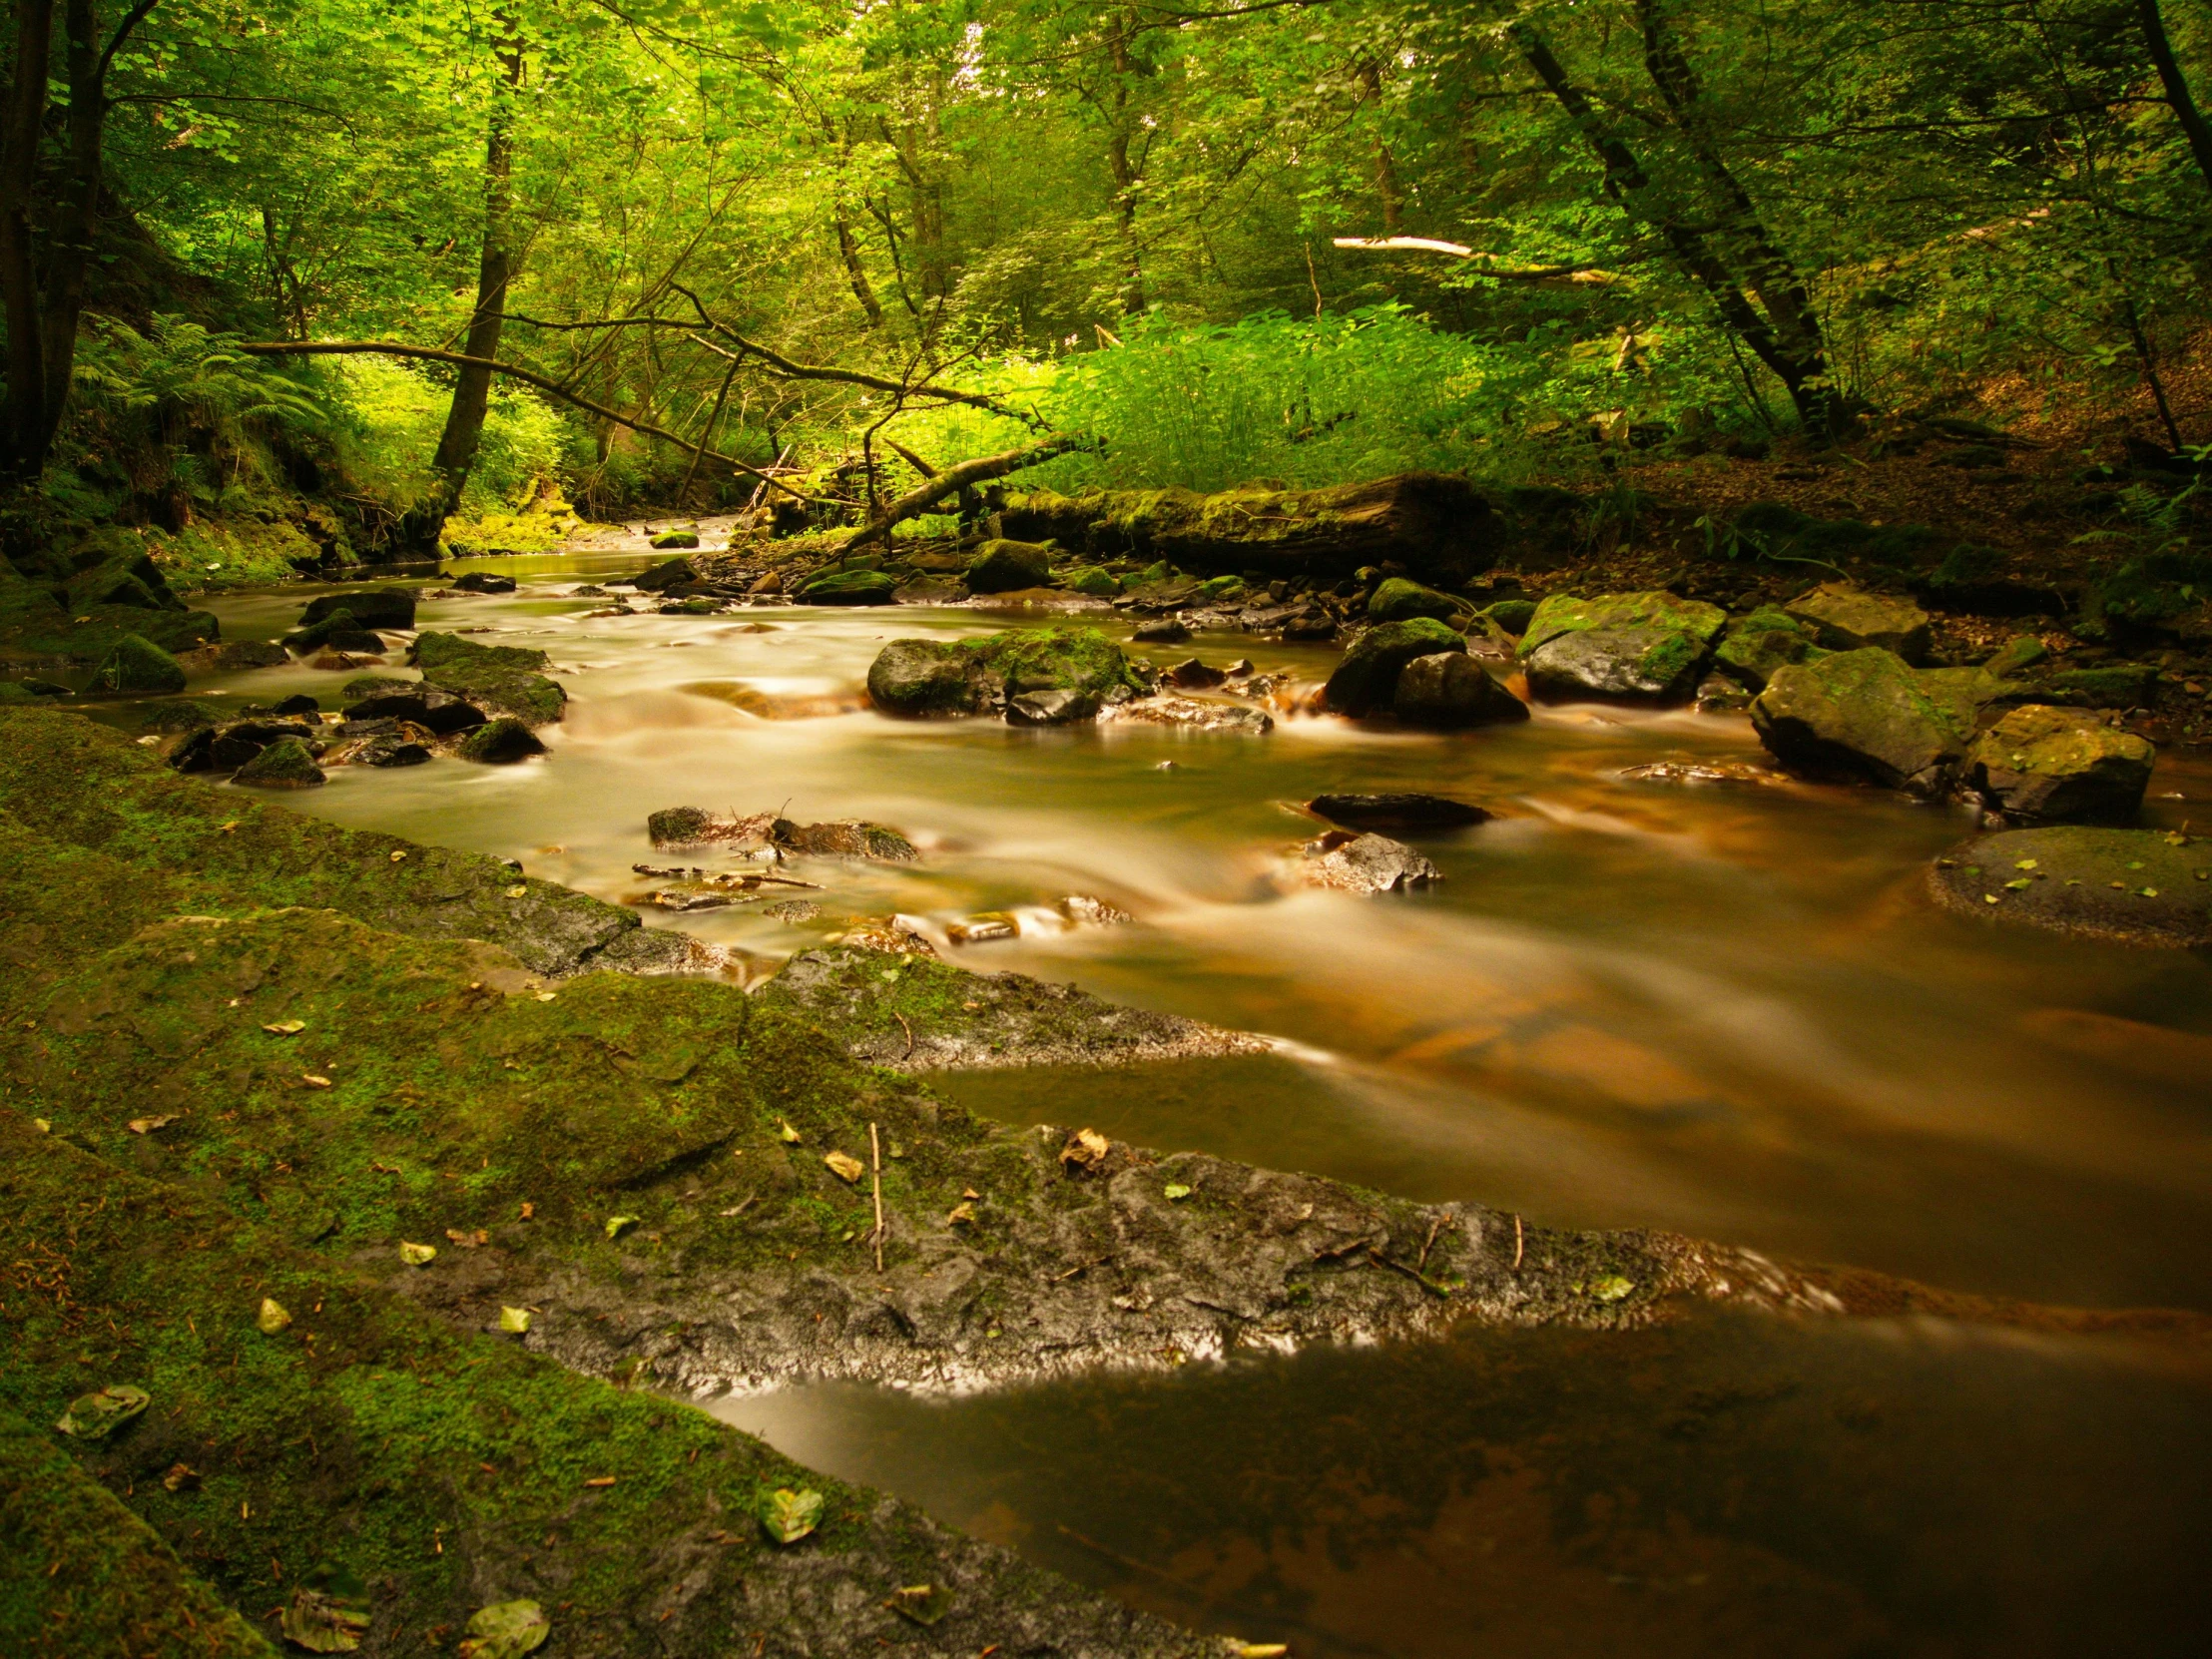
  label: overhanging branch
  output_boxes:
[840,437,1090,552]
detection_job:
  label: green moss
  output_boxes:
[91,634,188,696]
[959,627,1139,699]
[1517,591,1727,656]
[411,633,566,727]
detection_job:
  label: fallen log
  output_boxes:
[838,436,1087,553]
[998,471,1500,585]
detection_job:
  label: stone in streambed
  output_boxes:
[868,627,1139,723]
[283,609,388,655]
[1967,706,2154,824]
[457,718,546,765]
[1101,696,1273,735]
[451,571,517,594]
[798,569,898,606]
[1930,827,2211,947]
[1751,648,1971,794]
[1007,688,1100,726]
[412,632,565,726]
[965,539,1055,594]
[232,737,324,790]
[91,634,187,696]
[649,531,701,549]
[1523,626,1708,703]
[867,639,990,717]
[1783,583,1931,665]
[1307,794,1491,832]
[1300,830,1441,893]
[1322,617,1465,717]
[1393,651,1529,728]
[777,819,918,860]
[299,588,416,630]
[1132,618,1190,645]
[341,677,487,734]
[1713,607,1821,690]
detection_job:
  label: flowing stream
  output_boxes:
[180,547,2212,1657]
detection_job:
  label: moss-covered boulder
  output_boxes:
[458,716,548,764]
[0,559,217,665]
[1001,472,1498,586]
[1479,598,1536,635]
[1525,626,1709,703]
[650,529,701,549]
[299,587,415,630]
[865,626,1140,722]
[340,676,487,733]
[413,631,566,726]
[974,626,1138,698]
[1714,607,1821,690]
[0,680,39,706]
[1929,827,2212,946]
[1519,590,1728,656]
[867,638,990,716]
[280,607,386,655]
[90,633,187,696]
[1368,577,1462,624]
[231,736,325,790]
[1782,583,1933,665]
[1322,617,1465,717]
[1393,651,1530,728]
[797,568,897,605]
[1983,635,2049,678]
[964,538,1055,594]
[1063,565,1120,596]
[1751,648,1971,793]
[1967,706,2155,824]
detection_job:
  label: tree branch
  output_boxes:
[840,437,1088,552]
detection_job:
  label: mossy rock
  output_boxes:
[1478,598,1536,635]
[1524,626,1708,704]
[91,634,187,696]
[232,737,325,790]
[299,588,415,630]
[1982,636,2049,678]
[0,681,38,706]
[1517,591,1727,657]
[1751,648,1971,793]
[964,539,1054,594]
[281,607,385,655]
[1967,705,2155,824]
[867,640,989,717]
[413,631,566,727]
[628,556,698,592]
[797,569,897,606]
[1929,827,2212,946]
[458,717,548,765]
[1367,578,1460,624]
[1781,583,1932,665]
[1713,608,1820,691]
[1322,617,1465,717]
[1393,652,1529,729]
[650,530,702,549]
[1063,566,1120,597]
[962,626,1140,707]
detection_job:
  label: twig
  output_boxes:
[892,1011,913,1059]
[1416,1214,1445,1273]
[1368,1249,1452,1300]
[1511,1214,1524,1271]
[868,1122,884,1275]
[1053,1256,1110,1282]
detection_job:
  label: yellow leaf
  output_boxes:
[263,1019,305,1035]
[824,1150,864,1184]
[399,1241,437,1267]
[779,1120,802,1143]
[301,1074,333,1089]
[257,1297,292,1334]
[498,1306,531,1334]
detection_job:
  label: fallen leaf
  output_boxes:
[263,1019,305,1035]
[604,1214,639,1241]
[54,1384,149,1440]
[1059,1127,1110,1171]
[946,1202,976,1226]
[760,1486,824,1544]
[498,1306,531,1334]
[280,1569,374,1654]
[161,1462,199,1492]
[2014,858,2038,870]
[1232,1646,1290,1658]
[1587,1275,1636,1303]
[583,1475,617,1488]
[534,990,556,1002]
[1164,1183,1193,1201]
[301,1074,333,1089]
[258,1297,292,1335]
[456,1597,550,1659]
[2004,877,2031,890]
[388,849,407,862]
[398,1241,437,1267]
[32,1117,48,1132]
[127,1114,180,1134]
[445,1228,486,1249]
[506,884,529,899]
[884,1583,954,1626]
[779,1120,803,1143]
[824,1150,864,1184]
[518,1201,535,1221]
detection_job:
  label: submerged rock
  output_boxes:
[282,608,388,655]
[1929,827,2211,947]
[412,631,566,726]
[1102,695,1274,735]
[90,634,187,696]
[1393,650,1530,727]
[340,677,487,734]
[965,538,1055,594]
[1307,793,1491,831]
[798,569,898,605]
[1783,583,1932,665]
[1132,617,1191,645]
[1300,830,1442,893]
[231,737,324,790]
[1322,616,1465,717]
[1751,648,1971,793]
[1967,706,2154,824]
[649,530,701,549]
[450,571,517,594]
[457,717,547,765]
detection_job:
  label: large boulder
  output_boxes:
[1929,827,2211,947]
[974,626,1139,702]
[1713,607,1821,690]
[89,634,186,696]
[282,607,386,655]
[1967,705,2155,824]
[1750,648,1971,793]
[965,539,1055,594]
[457,717,547,765]
[1368,578,1462,624]
[1783,583,1932,665]
[300,588,415,630]
[1393,651,1530,728]
[797,569,897,605]
[1000,472,1498,587]
[1322,617,1465,717]
[1516,590,1724,704]
[231,737,324,790]
[412,631,565,726]
[867,638,990,716]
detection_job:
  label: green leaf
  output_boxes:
[498,1306,531,1334]
[281,1569,373,1653]
[54,1383,149,1440]
[258,1297,293,1334]
[1587,1275,1635,1303]
[1164,1183,1193,1200]
[398,1241,437,1267]
[760,1486,825,1544]
[457,1598,551,1659]
[604,1214,639,1241]
[885,1583,954,1626]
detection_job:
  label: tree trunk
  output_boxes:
[1359,60,1405,236]
[2138,0,2212,196]
[1104,21,1147,315]
[0,0,58,482]
[400,24,523,551]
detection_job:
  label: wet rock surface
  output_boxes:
[1299,830,1443,893]
[1930,827,2212,946]
[964,538,1055,594]
[1307,793,1492,831]
[1751,648,1973,793]
[866,628,1141,724]
[1968,705,2155,824]
[1322,616,1465,717]
[1783,583,1932,664]
[413,631,567,726]
[300,587,416,630]
[1101,694,1273,735]
[1393,650,1530,727]
[1517,591,1724,704]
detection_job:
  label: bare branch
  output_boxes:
[1331,237,1628,281]
[840,438,1090,552]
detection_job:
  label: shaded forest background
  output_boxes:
[2,0,2209,584]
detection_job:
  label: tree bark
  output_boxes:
[2138,0,2212,196]
[838,437,1084,552]
[1358,60,1405,236]
[0,0,58,480]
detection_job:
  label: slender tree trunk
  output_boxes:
[822,116,884,327]
[0,0,58,481]
[2138,0,2212,195]
[1359,60,1405,236]
[402,23,523,549]
[1104,24,1147,315]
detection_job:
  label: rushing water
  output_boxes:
[179,547,2212,1656]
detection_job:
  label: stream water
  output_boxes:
[178,548,2210,1656]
